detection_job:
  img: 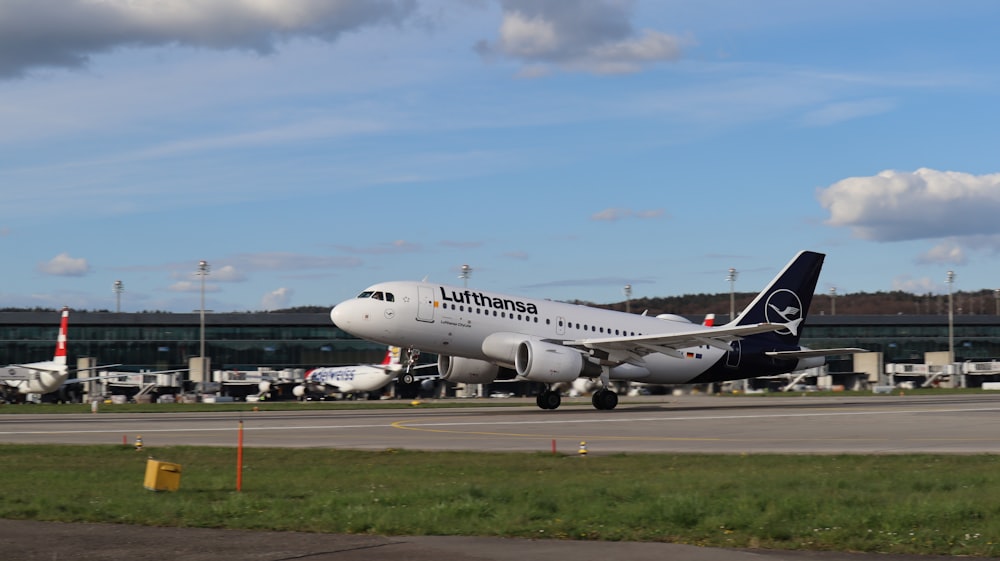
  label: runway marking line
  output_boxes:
[3,404,1000,443]
[385,404,1000,443]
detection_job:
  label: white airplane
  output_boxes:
[1,308,131,403]
[1,308,71,400]
[330,250,866,410]
[292,346,436,400]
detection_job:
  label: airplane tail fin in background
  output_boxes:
[54,307,69,366]
[729,251,824,348]
[383,346,402,366]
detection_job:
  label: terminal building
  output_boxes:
[2,310,999,401]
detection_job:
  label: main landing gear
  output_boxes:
[534,387,619,410]
[591,388,618,410]
[536,389,561,410]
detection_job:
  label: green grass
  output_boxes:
[3,445,1000,556]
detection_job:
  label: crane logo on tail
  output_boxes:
[765,289,803,336]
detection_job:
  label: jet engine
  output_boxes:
[437,355,499,384]
[514,339,599,383]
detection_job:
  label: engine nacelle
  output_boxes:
[482,332,538,366]
[514,339,595,383]
[437,355,499,384]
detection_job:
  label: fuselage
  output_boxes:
[330,282,795,385]
[0,361,69,395]
[305,365,395,393]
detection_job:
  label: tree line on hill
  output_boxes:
[4,290,1000,316]
[582,289,1000,317]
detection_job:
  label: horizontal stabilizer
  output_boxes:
[765,348,868,359]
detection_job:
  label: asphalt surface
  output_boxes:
[3,394,1000,453]
[0,519,960,561]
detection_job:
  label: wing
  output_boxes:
[10,363,122,375]
[562,322,786,364]
[65,368,186,385]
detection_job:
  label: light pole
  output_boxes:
[995,288,999,316]
[726,267,743,394]
[946,270,955,364]
[197,260,210,384]
[727,268,738,322]
[624,284,632,314]
[829,286,837,316]
[458,263,476,396]
[113,280,124,313]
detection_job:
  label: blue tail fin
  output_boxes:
[730,251,825,348]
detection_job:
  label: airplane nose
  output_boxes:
[330,304,345,327]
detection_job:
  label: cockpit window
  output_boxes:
[357,290,394,302]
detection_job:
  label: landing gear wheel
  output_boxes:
[592,389,619,410]
[536,390,562,410]
[401,373,415,385]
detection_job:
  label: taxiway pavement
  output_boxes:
[2,394,1000,454]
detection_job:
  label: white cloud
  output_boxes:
[917,241,967,266]
[891,275,941,295]
[475,0,684,76]
[0,0,418,79]
[334,240,422,254]
[37,253,89,276]
[228,252,363,270]
[169,280,219,293]
[817,168,1000,242]
[591,207,664,221]
[261,287,293,310]
[799,98,895,127]
[211,265,247,282]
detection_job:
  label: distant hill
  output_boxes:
[581,289,1000,318]
[4,290,997,316]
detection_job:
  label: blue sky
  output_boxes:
[3,0,1000,313]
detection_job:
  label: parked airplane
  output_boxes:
[292,346,436,400]
[330,250,866,410]
[1,308,73,400]
[1,308,129,403]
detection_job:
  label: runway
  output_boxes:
[3,394,1000,454]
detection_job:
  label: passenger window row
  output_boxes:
[442,302,641,337]
[357,290,643,338]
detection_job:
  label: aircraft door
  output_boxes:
[726,340,741,368]
[416,286,435,323]
[556,316,566,336]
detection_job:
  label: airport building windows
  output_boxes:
[3,311,999,375]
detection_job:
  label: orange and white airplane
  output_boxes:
[292,346,436,399]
